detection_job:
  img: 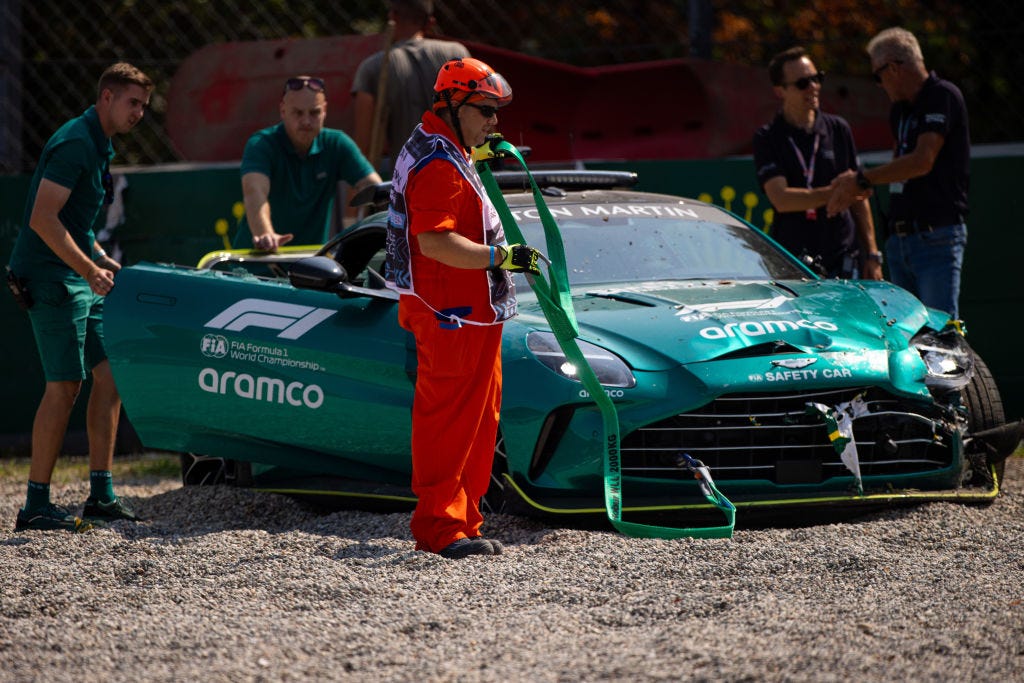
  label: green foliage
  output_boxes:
[7,0,1024,171]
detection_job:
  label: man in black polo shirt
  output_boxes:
[829,27,969,319]
[754,47,882,280]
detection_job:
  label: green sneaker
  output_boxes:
[15,503,94,533]
[82,496,141,522]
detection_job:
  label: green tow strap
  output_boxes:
[478,141,735,539]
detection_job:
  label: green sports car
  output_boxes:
[104,171,1020,528]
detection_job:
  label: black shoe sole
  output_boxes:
[438,538,494,559]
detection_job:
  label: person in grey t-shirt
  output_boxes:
[350,0,469,174]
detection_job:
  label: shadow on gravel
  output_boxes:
[105,484,557,555]
[104,457,1020,545]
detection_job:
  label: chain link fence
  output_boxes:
[2,0,1022,173]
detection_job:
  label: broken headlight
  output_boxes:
[912,329,974,393]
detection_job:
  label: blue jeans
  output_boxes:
[885,223,967,319]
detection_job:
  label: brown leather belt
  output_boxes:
[891,220,932,236]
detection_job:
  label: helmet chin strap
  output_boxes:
[442,91,471,152]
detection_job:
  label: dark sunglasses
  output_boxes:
[462,102,499,118]
[871,61,901,83]
[785,72,826,90]
[284,76,326,94]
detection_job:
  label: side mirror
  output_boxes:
[289,256,348,291]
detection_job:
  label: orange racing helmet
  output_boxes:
[433,57,513,110]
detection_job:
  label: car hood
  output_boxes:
[514,279,930,371]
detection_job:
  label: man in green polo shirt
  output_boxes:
[7,62,153,532]
[233,75,382,251]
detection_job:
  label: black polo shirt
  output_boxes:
[887,71,970,227]
[753,110,859,275]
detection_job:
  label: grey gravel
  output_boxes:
[1,457,1023,682]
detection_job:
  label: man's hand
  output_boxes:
[496,244,542,275]
[826,170,871,217]
[253,232,294,252]
[86,265,116,296]
[861,259,884,281]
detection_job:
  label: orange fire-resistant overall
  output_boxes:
[392,112,515,553]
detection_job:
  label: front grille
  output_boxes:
[620,387,956,483]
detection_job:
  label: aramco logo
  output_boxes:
[198,368,324,409]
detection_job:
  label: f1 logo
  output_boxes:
[205,298,335,339]
[675,295,790,321]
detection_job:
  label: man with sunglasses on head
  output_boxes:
[828,28,969,320]
[386,57,541,559]
[7,62,153,532]
[753,47,882,280]
[234,75,382,251]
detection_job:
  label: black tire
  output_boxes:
[962,346,1007,486]
[481,430,510,514]
[180,453,253,487]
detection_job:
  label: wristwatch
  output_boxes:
[856,169,872,190]
[866,251,884,264]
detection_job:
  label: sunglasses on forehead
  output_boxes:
[785,72,826,90]
[462,102,499,118]
[284,77,326,94]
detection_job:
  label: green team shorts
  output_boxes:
[26,279,107,382]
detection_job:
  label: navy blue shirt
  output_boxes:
[754,110,860,275]
[887,72,970,226]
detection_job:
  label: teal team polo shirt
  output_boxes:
[9,106,114,281]
[233,123,375,248]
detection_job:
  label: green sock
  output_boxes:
[89,470,116,503]
[24,480,51,512]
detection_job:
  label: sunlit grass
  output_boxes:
[0,452,180,484]
[1,445,1021,484]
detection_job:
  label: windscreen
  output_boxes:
[511,201,808,287]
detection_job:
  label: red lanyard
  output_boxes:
[788,133,820,189]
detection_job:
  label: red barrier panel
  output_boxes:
[167,36,892,163]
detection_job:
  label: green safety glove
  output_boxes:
[495,244,542,275]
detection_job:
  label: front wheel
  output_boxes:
[481,430,511,514]
[180,453,253,487]
[961,347,1008,486]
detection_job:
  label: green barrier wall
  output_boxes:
[1,152,1021,451]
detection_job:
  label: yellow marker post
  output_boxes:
[214,218,231,249]
[742,192,759,223]
[720,186,736,212]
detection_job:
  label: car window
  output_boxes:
[514,206,806,286]
[333,229,388,288]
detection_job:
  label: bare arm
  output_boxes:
[342,170,384,226]
[241,171,292,250]
[92,239,121,273]
[29,178,114,295]
[352,170,383,194]
[417,230,493,269]
[859,131,944,186]
[352,91,376,157]
[762,175,837,213]
[828,132,945,216]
